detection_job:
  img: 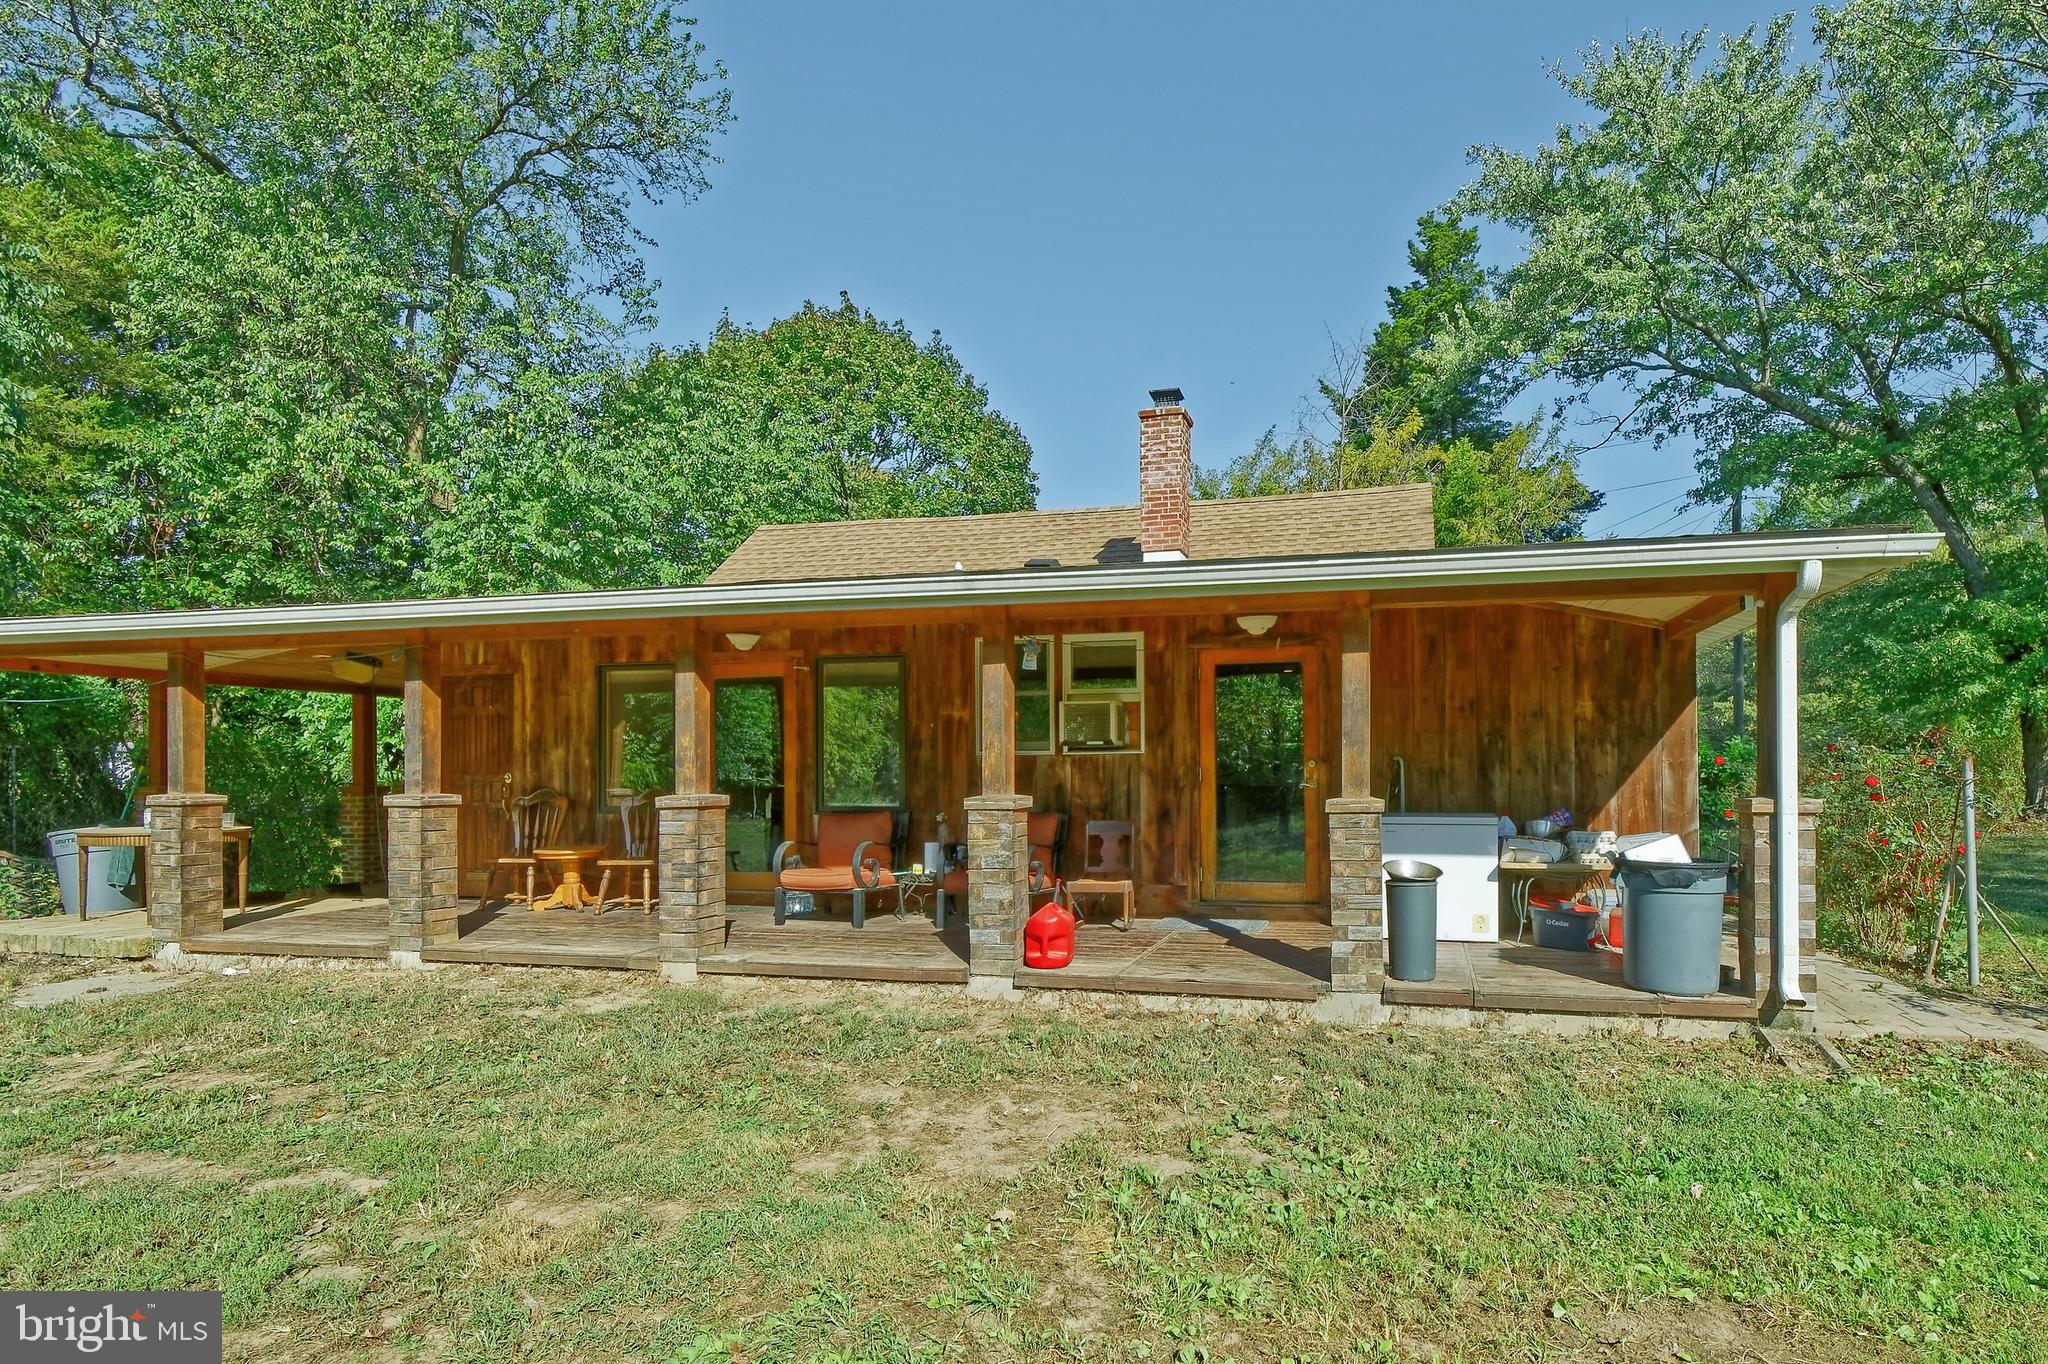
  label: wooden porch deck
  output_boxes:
[700,909,970,984]
[1016,917,1332,1002]
[184,896,390,958]
[1381,940,1759,1021]
[179,897,1757,1022]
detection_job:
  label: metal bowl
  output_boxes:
[1382,859,1443,883]
[1525,818,1560,839]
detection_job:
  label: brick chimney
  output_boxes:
[1138,387,1192,562]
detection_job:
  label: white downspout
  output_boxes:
[1771,559,1824,1013]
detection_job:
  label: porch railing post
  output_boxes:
[146,646,227,950]
[657,623,727,982]
[385,642,459,965]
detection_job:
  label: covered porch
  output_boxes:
[0,526,1937,1022]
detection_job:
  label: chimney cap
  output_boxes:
[1147,386,1185,407]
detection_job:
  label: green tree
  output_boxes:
[1355,210,1513,447]
[603,297,1039,578]
[1201,212,1597,545]
[1461,3,2048,806]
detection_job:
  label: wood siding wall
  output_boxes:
[432,602,1697,916]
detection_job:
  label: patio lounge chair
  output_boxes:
[771,810,909,929]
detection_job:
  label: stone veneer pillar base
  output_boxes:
[964,794,1031,981]
[145,793,228,944]
[385,792,461,959]
[1736,796,1822,1013]
[1326,797,1387,993]
[656,793,730,982]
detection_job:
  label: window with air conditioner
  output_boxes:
[1060,633,1143,753]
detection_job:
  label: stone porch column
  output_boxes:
[145,792,228,945]
[1736,796,1822,1005]
[337,783,388,892]
[964,794,1030,982]
[1326,796,1386,993]
[655,792,730,982]
[385,792,460,960]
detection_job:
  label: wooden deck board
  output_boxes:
[1017,919,1330,1002]
[185,897,390,959]
[422,904,659,971]
[700,911,969,984]
[1383,940,1759,1021]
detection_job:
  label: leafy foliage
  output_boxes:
[1199,212,1597,544]
[1461,1,2048,804]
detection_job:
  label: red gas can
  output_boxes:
[1023,897,1076,969]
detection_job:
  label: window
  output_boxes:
[1060,633,1144,753]
[976,636,1055,756]
[818,656,906,809]
[599,665,674,803]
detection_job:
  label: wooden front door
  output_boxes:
[446,670,515,896]
[1198,646,1322,904]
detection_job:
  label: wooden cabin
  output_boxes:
[0,394,1937,1022]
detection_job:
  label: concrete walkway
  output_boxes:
[0,909,153,959]
[1818,954,2048,1048]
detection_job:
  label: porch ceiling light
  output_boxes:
[329,652,381,685]
[726,631,761,652]
[1235,613,1278,637]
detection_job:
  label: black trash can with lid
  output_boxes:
[1614,855,1734,996]
[1383,859,1442,983]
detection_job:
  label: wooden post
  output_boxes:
[402,643,443,795]
[350,692,377,790]
[163,646,207,794]
[144,678,168,795]
[978,611,1015,796]
[1338,594,1372,798]
[674,621,713,794]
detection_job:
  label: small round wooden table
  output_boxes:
[531,847,606,912]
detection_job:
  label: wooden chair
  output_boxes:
[1066,819,1135,931]
[478,789,568,910]
[593,790,659,917]
[772,810,903,928]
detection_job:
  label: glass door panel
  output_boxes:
[715,678,785,878]
[1200,649,1320,903]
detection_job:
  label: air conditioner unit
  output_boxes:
[1061,697,1129,750]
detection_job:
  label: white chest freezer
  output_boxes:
[1382,813,1500,942]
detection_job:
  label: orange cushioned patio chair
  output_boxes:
[772,810,903,929]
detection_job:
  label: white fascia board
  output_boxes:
[0,530,1942,648]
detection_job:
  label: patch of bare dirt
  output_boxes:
[248,1168,388,1196]
[0,1151,243,1199]
[798,1082,1109,1180]
[29,1051,153,1094]
[1569,1300,1906,1363]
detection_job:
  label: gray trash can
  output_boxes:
[46,830,146,917]
[1383,859,1442,982]
[1615,856,1732,996]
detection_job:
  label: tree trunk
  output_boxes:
[2024,704,2048,814]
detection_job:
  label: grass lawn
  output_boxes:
[1971,828,2048,1005]
[2,964,2045,1363]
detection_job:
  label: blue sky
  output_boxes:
[636,2,1798,537]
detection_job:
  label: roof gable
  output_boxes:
[705,483,1437,585]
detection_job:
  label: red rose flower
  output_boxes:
[1864,775,1881,788]
[1722,809,1735,819]
[1870,792,1886,803]
[1714,755,1727,766]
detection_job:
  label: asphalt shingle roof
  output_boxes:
[704,483,1437,585]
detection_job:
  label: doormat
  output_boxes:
[1155,917,1269,934]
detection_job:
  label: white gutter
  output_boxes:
[0,530,1941,648]
[1771,558,1824,1015]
